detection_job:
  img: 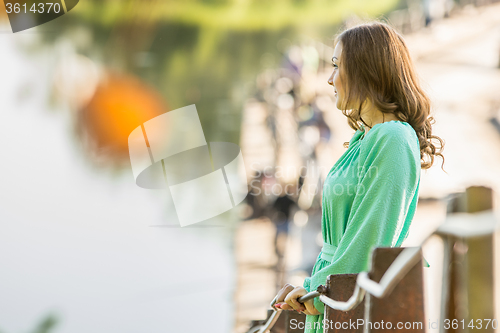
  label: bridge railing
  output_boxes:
[246,186,498,333]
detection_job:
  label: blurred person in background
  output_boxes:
[245,171,268,220]
[271,183,298,288]
[271,21,445,333]
[271,183,298,259]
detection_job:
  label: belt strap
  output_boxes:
[320,242,338,262]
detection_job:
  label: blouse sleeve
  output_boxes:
[307,123,421,314]
[303,276,311,292]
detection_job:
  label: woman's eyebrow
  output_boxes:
[332,56,338,62]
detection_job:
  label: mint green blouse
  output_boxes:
[302,120,421,333]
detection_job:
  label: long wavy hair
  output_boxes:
[336,21,445,170]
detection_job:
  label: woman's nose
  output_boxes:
[327,73,334,86]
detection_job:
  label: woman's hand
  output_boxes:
[273,284,321,316]
[273,283,295,311]
[284,286,321,315]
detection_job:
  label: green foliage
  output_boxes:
[78,0,400,30]
[0,314,57,333]
[31,315,58,333]
[38,0,403,144]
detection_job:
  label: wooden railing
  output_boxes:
[246,186,498,333]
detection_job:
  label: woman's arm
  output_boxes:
[306,123,421,314]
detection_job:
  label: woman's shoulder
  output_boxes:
[360,120,420,162]
[363,120,418,147]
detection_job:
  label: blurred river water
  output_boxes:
[0,18,241,333]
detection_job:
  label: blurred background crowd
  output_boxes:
[0,0,500,332]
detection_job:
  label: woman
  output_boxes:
[272,21,444,332]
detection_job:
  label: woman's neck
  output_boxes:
[360,103,400,134]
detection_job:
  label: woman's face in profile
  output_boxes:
[328,42,345,110]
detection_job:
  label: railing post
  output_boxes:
[366,247,425,332]
[443,186,494,333]
[284,311,306,333]
[324,274,364,332]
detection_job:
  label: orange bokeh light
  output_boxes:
[78,72,168,165]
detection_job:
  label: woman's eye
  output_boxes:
[332,63,338,69]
